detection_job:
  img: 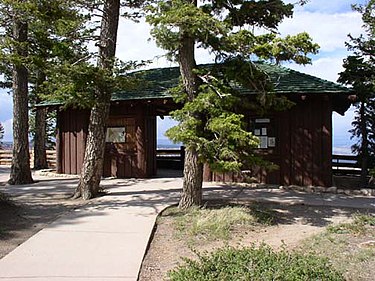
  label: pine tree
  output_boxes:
[0,0,34,184]
[0,1,93,179]
[28,0,92,169]
[73,0,121,199]
[147,0,319,208]
[338,0,375,187]
[38,0,143,199]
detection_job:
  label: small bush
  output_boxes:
[168,244,343,281]
[354,213,375,226]
[327,213,375,235]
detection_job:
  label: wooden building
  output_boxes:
[52,63,353,187]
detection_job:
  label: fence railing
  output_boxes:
[332,154,361,175]
[0,150,56,168]
[0,149,363,175]
[156,147,185,170]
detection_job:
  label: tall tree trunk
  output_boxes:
[359,102,369,187]
[33,72,48,170]
[8,17,33,185]
[73,0,120,200]
[177,0,204,209]
[34,107,48,169]
[179,147,203,208]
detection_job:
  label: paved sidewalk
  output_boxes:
[0,167,374,280]
[0,172,183,281]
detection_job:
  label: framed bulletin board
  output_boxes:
[106,127,126,143]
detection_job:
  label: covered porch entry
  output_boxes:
[56,98,179,178]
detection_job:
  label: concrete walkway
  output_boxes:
[0,169,183,280]
[0,167,374,280]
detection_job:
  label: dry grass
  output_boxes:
[161,204,275,243]
[299,214,375,281]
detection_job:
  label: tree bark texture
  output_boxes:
[179,147,203,208]
[8,17,33,185]
[33,107,48,169]
[33,72,48,170]
[177,0,204,208]
[74,0,120,200]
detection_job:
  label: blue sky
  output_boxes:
[0,0,368,153]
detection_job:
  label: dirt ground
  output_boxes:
[0,168,374,280]
[138,203,375,281]
[0,186,86,259]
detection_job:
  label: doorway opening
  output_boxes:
[156,116,183,177]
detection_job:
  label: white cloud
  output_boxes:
[291,0,366,14]
[114,8,365,75]
[333,108,355,133]
[279,11,363,52]
[286,56,345,82]
[116,18,168,68]
[157,116,178,139]
[116,18,216,68]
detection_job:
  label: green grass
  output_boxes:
[162,204,275,241]
[168,244,344,281]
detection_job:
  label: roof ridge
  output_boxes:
[134,61,349,90]
[266,62,349,90]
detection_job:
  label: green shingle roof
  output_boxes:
[38,62,352,107]
[254,63,351,94]
[114,62,352,101]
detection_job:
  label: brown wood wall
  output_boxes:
[58,103,157,178]
[145,115,157,176]
[284,96,332,186]
[103,116,137,177]
[58,95,333,186]
[57,109,89,175]
[204,95,333,187]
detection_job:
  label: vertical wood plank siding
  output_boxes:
[58,95,333,186]
[56,113,61,173]
[145,114,157,176]
[204,95,333,187]
[58,103,157,178]
[58,109,89,175]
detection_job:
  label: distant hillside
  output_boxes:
[0,141,13,150]
[157,138,181,149]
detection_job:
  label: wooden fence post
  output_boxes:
[180,146,185,167]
